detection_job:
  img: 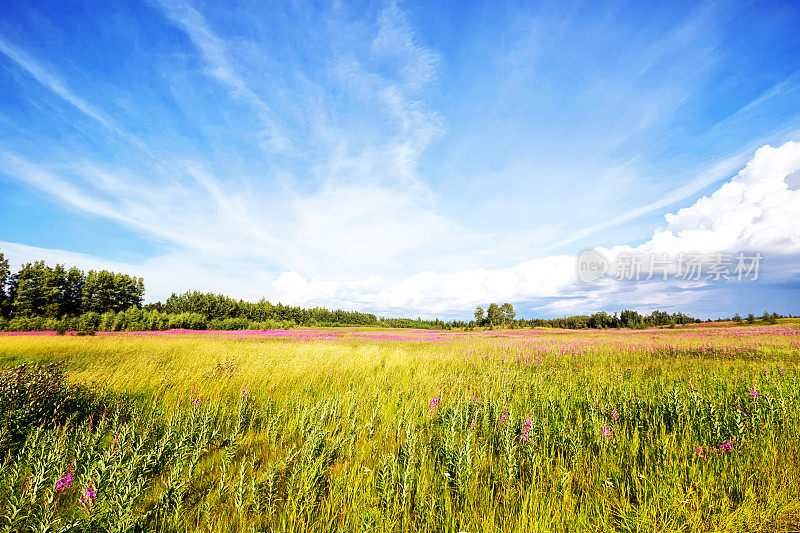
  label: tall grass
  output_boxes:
[0,326,799,532]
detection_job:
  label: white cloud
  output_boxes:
[271,141,800,314]
[3,1,800,319]
[642,141,800,255]
[2,141,799,316]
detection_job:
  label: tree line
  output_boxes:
[470,304,701,330]
[1,250,777,333]
[0,254,143,321]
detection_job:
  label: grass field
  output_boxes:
[1,324,800,532]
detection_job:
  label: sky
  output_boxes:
[1,0,800,320]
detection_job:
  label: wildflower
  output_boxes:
[749,389,758,400]
[429,397,439,409]
[605,480,614,486]
[363,467,372,474]
[443,472,451,478]
[612,409,619,421]
[81,487,96,503]
[79,485,96,514]
[520,417,532,441]
[719,440,733,453]
[601,426,611,437]
[54,473,73,493]
[499,412,507,425]
[192,397,200,407]
[241,387,248,397]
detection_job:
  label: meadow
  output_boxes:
[1,324,799,532]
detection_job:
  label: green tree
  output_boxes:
[0,251,9,318]
[473,306,484,326]
[499,303,515,326]
[60,267,85,317]
[83,270,144,313]
[486,303,500,327]
[9,261,61,318]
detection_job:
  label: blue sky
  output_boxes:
[1,0,800,319]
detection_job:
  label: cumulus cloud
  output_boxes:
[269,141,800,315]
[644,142,800,255]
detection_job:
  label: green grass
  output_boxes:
[1,326,799,532]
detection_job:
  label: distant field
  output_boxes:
[1,325,800,532]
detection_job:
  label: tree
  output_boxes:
[499,303,515,326]
[83,270,144,313]
[0,251,9,318]
[9,261,61,318]
[60,267,84,317]
[486,303,500,327]
[473,306,484,326]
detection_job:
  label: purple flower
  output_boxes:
[719,440,733,453]
[601,426,611,437]
[520,418,532,441]
[54,473,73,493]
[79,485,97,514]
[192,397,200,407]
[749,389,758,400]
[429,397,439,409]
[612,410,619,421]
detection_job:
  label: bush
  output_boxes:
[0,362,124,453]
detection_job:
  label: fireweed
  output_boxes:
[0,324,798,532]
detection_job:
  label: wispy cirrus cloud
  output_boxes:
[1,0,799,318]
[152,0,292,154]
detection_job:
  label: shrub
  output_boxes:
[0,362,123,453]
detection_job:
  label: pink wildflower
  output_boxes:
[192,397,200,407]
[521,417,532,441]
[79,484,97,514]
[54,473,73,493]
[429,397,439,409]
[719,440,733,453]
[601,426,611,437]
[612,410,619,421]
